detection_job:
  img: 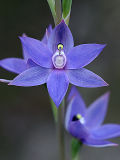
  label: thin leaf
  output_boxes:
[47,0,56,23]
[62,0,72,25]
[55,0,62,25]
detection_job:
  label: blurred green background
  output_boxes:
[0,0,120,160]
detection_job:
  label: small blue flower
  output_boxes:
[0,20,108,107]
[65,87,120,147]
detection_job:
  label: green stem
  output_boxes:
[57,99,65,160]
[71,138,83,160]
[72,154,79,160]
[49,97,58,123]
[55,0,62,25]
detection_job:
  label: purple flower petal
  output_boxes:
[21,33,30,61]
[9,66,50,86]
[67,68,108,88]
[67,44,106,69]
[83,137,118,147]
[0,79,12,83]
[42,25,52,44]
[48,20,74,53]
[27,59,39,68]
[0,58,27,74]
[65,89,86,130]
[85,92,110,129]
[20,36,53,68]
[47,70,69,107]
[92,124,120,140]
[47,25,53,34]
[67,86,80,102]
[68,121,89,140]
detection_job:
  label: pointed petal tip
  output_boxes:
[59,19,67,26]
[104,91,110,97]
[48,24,52,28]
[8,82,18,86]
[8,82,13,86]
[104,81,109,87]
[0,79,12,84]
[19,35,27,41]
[98,44,107,52]
[108,143,119,147]
[97,143,118,147]
[98,79,109,87]
[101,91,110,102]
[71,86,77,91]
[102,44,107,48]
[114,143,119,147]
[71,86,78,94]
[96,43,106,49]
[48,89,66,108]
[83,139,119,148]
[67,86,78,101]
[52,99,61,108]
[61,19,65,23]
[19,36,23,41]
[22,33,27,37]
[56,103,60,108]
[52,95,65,108]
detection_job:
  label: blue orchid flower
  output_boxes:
[0,20,108,107]
[0,25,52,74]
[65,87,120,147]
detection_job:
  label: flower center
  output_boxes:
[52,44,66,69]
[72,114,85,124]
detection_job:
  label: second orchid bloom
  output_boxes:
[65,87,120,147]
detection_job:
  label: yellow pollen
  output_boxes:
[58,44,63,50]
[76,114,82,120]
